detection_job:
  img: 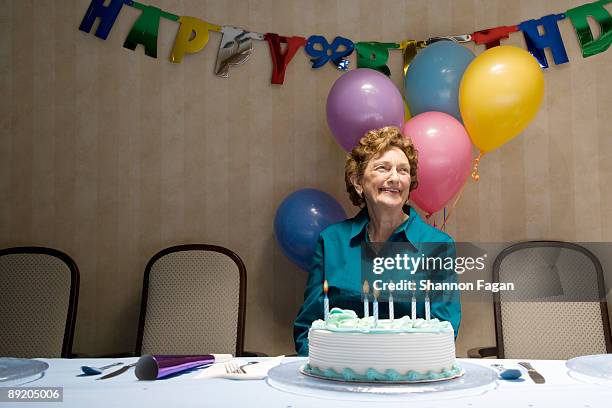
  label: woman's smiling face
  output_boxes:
[356,147,412,211]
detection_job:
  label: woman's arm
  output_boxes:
[293,235,325,356]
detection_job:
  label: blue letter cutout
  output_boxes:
[519,14,569,69]
[79,0,133,40]
[305,35,354,70]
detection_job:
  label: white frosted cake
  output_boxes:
[303,308,461,382]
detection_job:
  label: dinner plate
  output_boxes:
[0,358,49,387]
[267,361,497,402]
[566,354,612,385]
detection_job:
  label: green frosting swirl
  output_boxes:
[312,308,453,333]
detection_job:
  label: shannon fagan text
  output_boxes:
[372,279,515,293]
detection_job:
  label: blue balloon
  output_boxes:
[274,189,346,270]
[404,41,475,121]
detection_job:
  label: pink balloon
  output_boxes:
[327,69,404,151]
[402,112,472,215]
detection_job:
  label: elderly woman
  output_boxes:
[293,126,460,356]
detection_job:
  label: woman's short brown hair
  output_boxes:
[345,126,418,207]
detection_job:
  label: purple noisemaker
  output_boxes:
[135,354,232,380]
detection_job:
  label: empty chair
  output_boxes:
[136,244,247,356]
[469,241,612,359]
[0,247,79,358]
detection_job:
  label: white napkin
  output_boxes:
[192,356,285,380]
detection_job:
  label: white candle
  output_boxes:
[323,280,329,321]
[363,280,370,318]
[373,289,379,327]
[411,293,416,320]
[389,293,394,321]
[425,291,431,321]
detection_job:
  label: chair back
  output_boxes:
[136,244,246,356]
[0,247,79,358]
[493,241,612,359]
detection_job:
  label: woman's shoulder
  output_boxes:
[319,209,366,239]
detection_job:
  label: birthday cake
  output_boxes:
[303,308,461,382]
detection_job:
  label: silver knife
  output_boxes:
[518,362,545,384]
[97,363,137,380]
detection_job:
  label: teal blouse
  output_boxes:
[293,206,461,356]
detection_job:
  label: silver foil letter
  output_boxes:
[214,26,265,78]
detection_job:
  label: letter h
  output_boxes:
[79,0,133,40]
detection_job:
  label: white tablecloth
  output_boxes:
[7,357,612,407]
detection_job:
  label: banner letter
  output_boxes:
[170,17,221,63]
[355,42,399,76]
[123,1,178,58]
[566,0,612,57]
[264,33,307,85]
[519,14,569,68]
[472,26,519,49]
[79,0,132,40]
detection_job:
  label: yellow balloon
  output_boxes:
[459,46,544,153]
[404,99,412,122]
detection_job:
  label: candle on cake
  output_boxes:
[425,289,431,321]
[373,288,379,327]
[411,290,416,321]
[388,282,395,322]
[362,280,370,318]
[323,280,329,321]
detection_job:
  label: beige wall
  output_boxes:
[1,0,612,356]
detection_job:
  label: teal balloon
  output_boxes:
[404,41,475,121]
[274,189,346,270]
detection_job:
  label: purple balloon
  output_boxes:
[326,68,404,151]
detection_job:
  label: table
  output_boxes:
[4,357,611,407]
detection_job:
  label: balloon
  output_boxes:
[403,100,411,122]
[274,189,347,270]
[459,45,544,153]
[326,68,404,152]
[402,112,472,215]
[404,41,475,121]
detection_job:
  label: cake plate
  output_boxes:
[267,361,498,402]
[566,354,612,386]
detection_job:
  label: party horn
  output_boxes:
[135,354,232,380]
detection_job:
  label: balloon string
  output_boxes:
[471,150,484,181]
[443,208,446,232]
[441,181,468,230]
[425,213,437,228]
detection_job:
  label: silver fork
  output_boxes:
[224,361,257,374]
[225,361,244,374]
